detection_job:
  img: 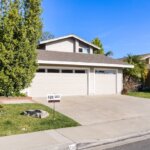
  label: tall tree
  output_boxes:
[92,37,113,56]
[92,37,104,54]
[0,0,42,96]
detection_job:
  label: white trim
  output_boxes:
[93,68,96,95]
[87,68,90,95]
[38,65,89,70]
[39,34,100,50]
[116,69,118,94]
[37,67,88,74]
[38,60,134,68]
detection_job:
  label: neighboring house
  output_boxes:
[139,53,150,68]
[138,53,150,87]
[27,35,133,97]
[119,53,150,87]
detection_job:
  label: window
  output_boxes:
[75,70,86,73]
[95,70,115,74]
[47,69,60,73]
[95,70,105,74]
[83,48,90,54]
[62,69,73,73]
[37,69,45,73]
[104,70,116,74]
[79,48,83,53]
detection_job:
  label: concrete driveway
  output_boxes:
[35,95,150,125]
[1,95,150,150]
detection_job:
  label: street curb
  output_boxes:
[74,130,150,149]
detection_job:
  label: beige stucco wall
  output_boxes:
[45,38,75,53]
[45,38,94,54]
[116,69,123,94]
[88,67,95,95]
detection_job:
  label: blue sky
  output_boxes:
[42,0,150,58]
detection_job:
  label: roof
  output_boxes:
[118,53,150,61]
[139,53,150,60]
[37,50,133,68]
[39,34,100,50]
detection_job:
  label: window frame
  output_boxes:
[61,69,73,73]
[47,69,60,73]
[75,70,86,74]
[79,48,83,53]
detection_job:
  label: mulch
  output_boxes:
[0,97,35,104]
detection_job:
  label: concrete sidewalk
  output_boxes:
[1,115,150,150]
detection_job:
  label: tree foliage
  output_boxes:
[0,0,42,96]
[92,37,113,56]
[92,37,104,54]
[105,51,113,57]
[123,54,148,91]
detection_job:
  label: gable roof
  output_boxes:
[118,53,150,61]
[37,50,133,68]
[139,53,150,60]
[39,34,100,50]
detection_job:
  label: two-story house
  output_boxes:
[27,35,133,97]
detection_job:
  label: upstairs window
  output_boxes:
[79,48,83,53]
[79,47,90,54]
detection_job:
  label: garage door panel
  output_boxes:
[29,71,87,97]
[95,70,116,95]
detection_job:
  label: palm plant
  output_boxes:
[105,51,113,57]
[123,54,147,91]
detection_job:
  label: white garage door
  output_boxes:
[29,68,88,97]
[95,69,117,95]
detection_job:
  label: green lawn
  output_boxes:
[128,91,150,99]
[0,103,79,136]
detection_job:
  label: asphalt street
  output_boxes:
[105,138,150,150]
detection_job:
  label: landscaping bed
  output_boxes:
[0,97,34,104]
[0,96,32,100]
[0,103,79,136]
[128,91,150,99]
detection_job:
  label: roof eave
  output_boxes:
[39,34,100,50]
[38,60,134,69]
